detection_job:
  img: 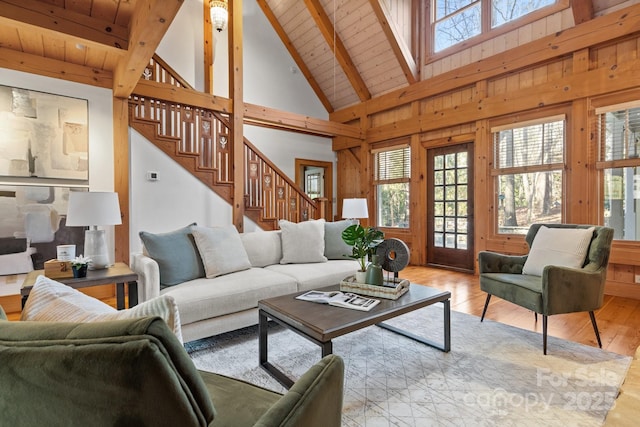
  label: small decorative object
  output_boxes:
[44,259,73,279]
[71,255,91,278]
[341,224,384,283]
[56,244,76,261]
[365,254,384,286]
[376,238,411,280]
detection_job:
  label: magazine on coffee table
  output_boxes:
[296,290,380,311]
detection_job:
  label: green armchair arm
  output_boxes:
[542,265,606,315]
[254,355,344,427]
[478,251,527,274]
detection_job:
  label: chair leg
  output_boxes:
[481,294,491,322]
[589,311,603,348]
[534,312,537,322]
[543,315,548,355]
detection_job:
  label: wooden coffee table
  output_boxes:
[258,283,451,388]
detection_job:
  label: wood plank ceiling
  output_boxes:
[0,0,626,112]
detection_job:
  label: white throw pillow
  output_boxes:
[240,230,282,267]
[279,219,328,264]
[522,226,595,276]
[192,225,252,278]
[21,275,183,343]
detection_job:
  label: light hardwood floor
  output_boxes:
[4,266,639,356]
[402,266,640,357]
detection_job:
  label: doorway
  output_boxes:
[295,159,333,220]
[426,143,474,272]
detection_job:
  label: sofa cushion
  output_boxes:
[160,268,297,325]
[266,260,357,292]
[279,219,327,264]
[139,223,205,287]
[324,219,357,260]
[20,275,183,342]
[240,230,282,267]
[192,225,251,278]
[522,225,595,276]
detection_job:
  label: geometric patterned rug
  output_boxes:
[186,306,631,426]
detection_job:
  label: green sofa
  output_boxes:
[0,305,344,427]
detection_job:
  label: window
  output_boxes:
[492,116,565,234]
[432,0,557,53]
[596,102,640,240]
[374,146,411,228]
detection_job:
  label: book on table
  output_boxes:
[296,290,380,311]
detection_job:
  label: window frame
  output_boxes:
[426,0,569,60]
[489,110,568,235]
[594,99,640,241]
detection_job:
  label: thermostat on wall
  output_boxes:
[146,171,159,181]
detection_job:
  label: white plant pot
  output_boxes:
[355,271,367,283]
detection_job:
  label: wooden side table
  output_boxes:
[21,262,138,310]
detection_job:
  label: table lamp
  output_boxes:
[342,198,369,221]
[66,191,122,270]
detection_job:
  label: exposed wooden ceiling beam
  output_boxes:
[133,79,231,113]
[369,0,417,84]
[304,0,371,102]
[0,0,128,54]
[244,103,363,138]
[112,0,183,98]
[0,46,113,88]
[256,0,334,113]
[572,0,594,24]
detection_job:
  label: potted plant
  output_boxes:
[71,255,91,278]
[341,224,384,283]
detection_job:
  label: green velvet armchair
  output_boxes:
[0,311,344,427]
[478,223,614,355]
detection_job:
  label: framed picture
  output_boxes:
[0,85,89,182]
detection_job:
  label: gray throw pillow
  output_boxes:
[279,219,327,264]
[324,219,357,260]
[191,225,252,278]
[139,223,205,287]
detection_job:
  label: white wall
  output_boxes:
[131,0,336,251]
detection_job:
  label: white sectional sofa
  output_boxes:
[130,219,358,343]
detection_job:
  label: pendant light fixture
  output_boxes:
[210,0,228,32]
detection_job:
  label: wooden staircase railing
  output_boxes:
[129,55,322,229]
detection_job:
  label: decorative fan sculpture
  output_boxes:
[375,238,410,278]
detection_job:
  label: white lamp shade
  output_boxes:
[66,192,122,227]
[342,198,369,219]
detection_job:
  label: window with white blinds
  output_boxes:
[491,116,565,234]
[492,116,565,171]
[596,103,640,162]
[374,146,410,228]
[374,146,411,182]
[595,101,640,241]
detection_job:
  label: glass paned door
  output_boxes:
[427,143,474,272]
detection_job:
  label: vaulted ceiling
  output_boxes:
[0,0,627,113]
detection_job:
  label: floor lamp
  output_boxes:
[66,192,122,270]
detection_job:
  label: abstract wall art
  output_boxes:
[0,85,88,182]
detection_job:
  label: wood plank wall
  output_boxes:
[333,9,640,300]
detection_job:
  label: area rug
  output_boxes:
[186,306,631,426]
